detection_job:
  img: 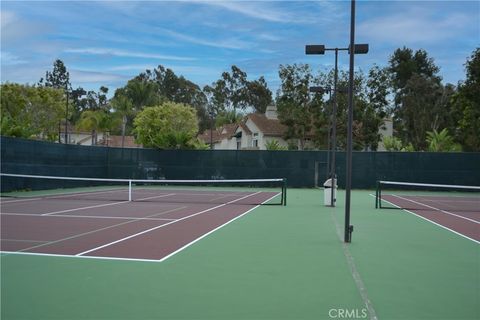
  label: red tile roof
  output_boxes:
[247,113,287,137]
[99,135,142,148]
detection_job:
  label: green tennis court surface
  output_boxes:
[1,189,478,320]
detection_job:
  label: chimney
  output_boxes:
[265,105,278,120]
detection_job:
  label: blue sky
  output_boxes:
[1,1,479,96]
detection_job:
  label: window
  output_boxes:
[236,137,241,150]
[252,133,259,148]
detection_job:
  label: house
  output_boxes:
[199,105,294,150]
[377,117,393,151]
[199,105,393,151]
[59,122,141,147]
[98,135,142,148]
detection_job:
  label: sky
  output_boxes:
[1,0,479,97]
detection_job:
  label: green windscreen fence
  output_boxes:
[1,136,479,190]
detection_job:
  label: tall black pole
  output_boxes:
[65,83,68,144]
[345,0,356,243]
[326,120,331,180]
[210,111,214,150]
[331,48,339,207]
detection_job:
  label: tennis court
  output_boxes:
[1,173,478,319]
[1,174,284,261]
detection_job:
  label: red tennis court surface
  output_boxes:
[0,190,279,262]
[382,194,480,242]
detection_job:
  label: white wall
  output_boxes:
[377,118,393,151]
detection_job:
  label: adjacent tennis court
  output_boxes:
[1,173,478,319]
[1,174,284,261]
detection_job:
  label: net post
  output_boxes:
[283,178,287,206]
[128,180,132,202]
[378,181,382,209]
[375,180,379,209]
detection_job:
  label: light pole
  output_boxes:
[309,86,332,187]
[306,43,367,209]
[209,110,215,150]
[305,5,368,241]
[344,0,368,243]
[65,83,69,144]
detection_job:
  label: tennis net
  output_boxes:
[0,173,286,206]
[375,180,480,213]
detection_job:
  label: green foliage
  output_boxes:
[246,76,272,113]
[0,83,67,141]
[450,48,480,151]
[382,136,415,152]
[215,110,243,127]
[387,47,453,150]
[133,102,206,149]
[76,110,114,132]
[140,65,210,132]
[204,65,272,120]
[382,136,403,151]
[265,140,287,150]
[426,128,461,152]
[39,59,70,90]
[276,63,324,150]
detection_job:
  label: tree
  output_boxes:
[110,94,133,147]
[223,65,249,117]
[388,47,450,149]
[363,65,391,150]
[0,83,66,141]
[133,102,205,149]
[265,140,287,150]
[451,48,480,151]
[381,136,414,151]
[138,65,210,132]
[109,78,163,142]
[39,59,71,90]
[215,110,244,127]
[426,128,461,152]
[204,65,271,128]
[246,76,272,113]
[276,64,325,150]
[398,74,449,150]
[76,110,112,145]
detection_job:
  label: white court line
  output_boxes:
[328,206,378,320]
[391,195,480,224]
[2,188,129,208]
[1,197,42,203]
[40,193,176,216]
[1,212,177,221]
[76,191,262,256]
[1,239,50,243]
[0,251,164,263]
[3,206,188,254]
[369,193,480,244]
[158,192,281,263]
[41,201,130,216]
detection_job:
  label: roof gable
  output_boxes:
[247,113,287,136]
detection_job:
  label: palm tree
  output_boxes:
[76,110,109,145]
[111,95,133,148]
[426,128,461,152]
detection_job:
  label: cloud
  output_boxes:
[1,10,16,29]
[358,10,472,45]
[64,48,196,61]
[190,1,325,24]
[1,51,27,66]
[159,28,253,50]
[1,9,51,44]
[204,1,295,23]
[69,69,128,84]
